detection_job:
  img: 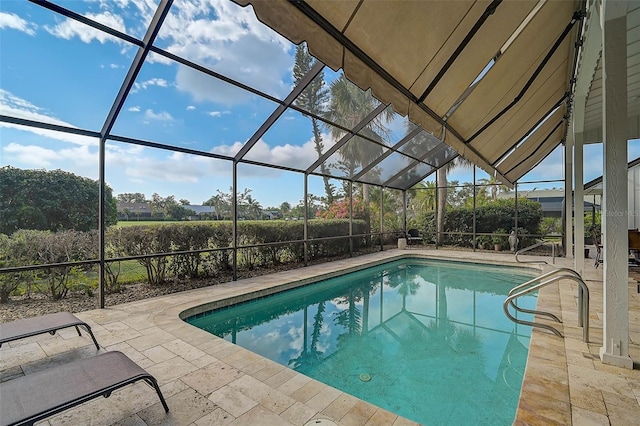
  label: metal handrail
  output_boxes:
[507,268,582,323]
[508,267,581,296]
[504,272,589,342]
[515,239,558,264]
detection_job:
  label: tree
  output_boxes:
[203,191,230,220]
[117,192,147,203]
[150,193,194,220]
[280,201,291,217]
[0,166,117,234]
[203,187,257,220]
[408,181,436,228]
[293,44,335,205]
[244,195,263,220]
[436,157,473,245]
[325,74,395,204]
[478,175,509,201]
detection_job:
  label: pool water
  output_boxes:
[186,258,537,425]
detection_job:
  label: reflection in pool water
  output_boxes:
[187,258,537,425]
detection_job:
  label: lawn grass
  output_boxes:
[104,260,148,284]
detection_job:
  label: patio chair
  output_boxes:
[0,311,100,350]
[592,228,603,269]
[406,229,424,248]
[0,351,169,425]
[628,229,640,265]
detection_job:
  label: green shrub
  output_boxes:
[421,198,543,248]
[492,228,509,247]
[0,233,36,303]
[2,219,372,299]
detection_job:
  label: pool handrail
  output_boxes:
[507,268,581,322]
[508,267,581,297]
[504,271,589,342]
[515,239,558,264]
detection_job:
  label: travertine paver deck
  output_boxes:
[1,249,639,425]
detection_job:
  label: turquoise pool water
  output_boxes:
[186,258,537,425]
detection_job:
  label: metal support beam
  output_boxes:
[306,103,388,174]
[97,0,173,308]
[565,137,574,259]
[235,61,325,160]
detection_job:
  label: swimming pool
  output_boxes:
[186,258,537,425]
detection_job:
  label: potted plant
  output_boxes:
[475,235,491,250]
[493,228,508,251]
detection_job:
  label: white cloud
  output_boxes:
[173,31,292,104]
[2,142,98,172]
[121,151,227,184]
[186,105,196,111]
[216,133,338,174]
[208,110,229,117]
[144,109,173,121]
[127,106,141,112]
[132,78,169,93]
[109,63,121,69]
[0,12,36,36]
[45,11,127,44]
[155,0,293,104]
[0,89,96,146]
[3,143,60,167]
[211,141,244,157]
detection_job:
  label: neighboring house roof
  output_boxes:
[584,157,640,196]
[184,205,215,215]
[116,203,215,215]
[117,202,152,214]
[498,189,600,214]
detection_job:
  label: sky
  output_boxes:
[1,0,639,209]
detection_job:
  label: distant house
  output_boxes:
[498,189,600,218]
[116,203,216,221]
[184,205,216,220]
[263,210,283,220]
[117,202,154,220]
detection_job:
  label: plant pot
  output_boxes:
[398,238,407,250]
[494,244,501,251]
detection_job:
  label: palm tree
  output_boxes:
[478,175,509,200]
[244,195,262,220]
[436,157,473,245]
[293,44,335,205]
[408,181,436,215]
[325,74,395,204]
[280,201,291,217]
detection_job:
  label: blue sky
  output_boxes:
[1,0,638,209]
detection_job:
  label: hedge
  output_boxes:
[0,219,370,301]
[421,198,543,248]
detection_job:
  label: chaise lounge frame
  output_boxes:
[0,351,169,426]
[0,311,100,350]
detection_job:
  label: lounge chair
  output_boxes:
[0,311,100,350]
[0,351,169,425]
[406,229,424,248]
